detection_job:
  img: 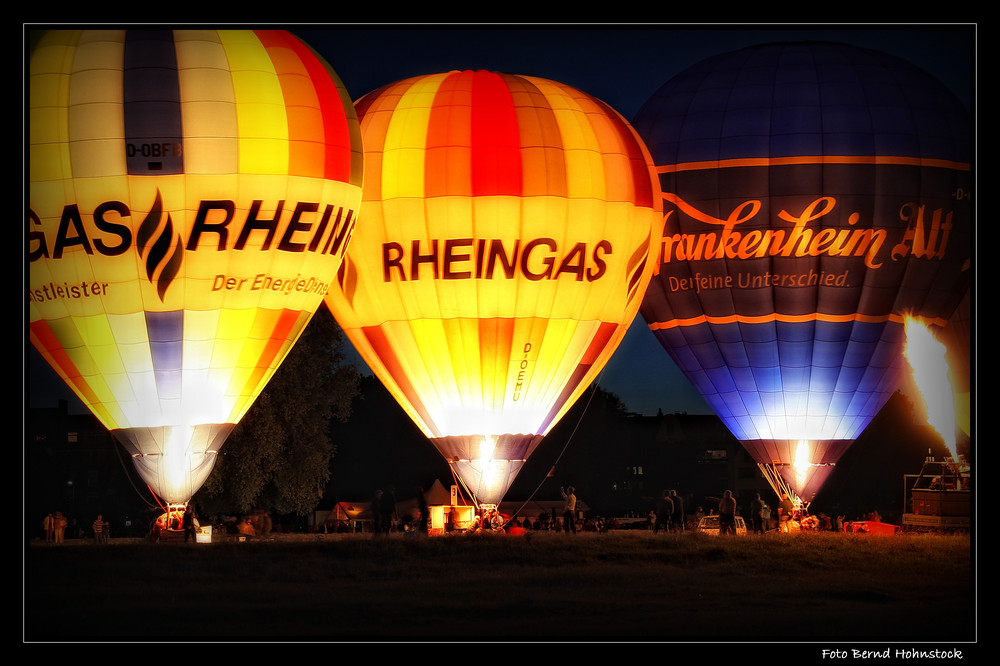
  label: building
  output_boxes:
[26,401,149,539]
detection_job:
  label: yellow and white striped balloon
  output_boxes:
[29,29,363,503]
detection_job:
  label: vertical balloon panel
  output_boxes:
[635,43,971,501]
[29,29,363,503]
[326,70,661,505]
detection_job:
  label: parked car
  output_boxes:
[696,514,747,536]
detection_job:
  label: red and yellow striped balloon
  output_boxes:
[324,70,661,506]
[28,29,363,503]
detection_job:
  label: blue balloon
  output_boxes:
[634,42,971,502]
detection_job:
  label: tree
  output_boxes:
[195,308,361,517]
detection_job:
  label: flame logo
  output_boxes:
[136,190,184,301]
[625,236,650,306]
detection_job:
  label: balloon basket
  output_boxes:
[844,521,901,536]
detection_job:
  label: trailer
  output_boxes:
[901,457,971,533]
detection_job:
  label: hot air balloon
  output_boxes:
[324,70,661,511]
[28,29,363,507]
[633,42,971,504]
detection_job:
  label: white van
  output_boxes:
[696,514,747,536]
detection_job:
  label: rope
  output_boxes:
[502,371,607,529]
[449,463,476,510]
[758,464,804,507]
[110,437,161,509]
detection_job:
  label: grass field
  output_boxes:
[25,530,973,646]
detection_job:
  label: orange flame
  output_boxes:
[903,316,958,458]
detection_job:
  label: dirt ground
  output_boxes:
[24,530,975,650]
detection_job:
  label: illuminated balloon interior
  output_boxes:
[29,29,363,504]
[634,43,971,502]
[325,70,661,507]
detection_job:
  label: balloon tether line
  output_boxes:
[503,368,607,529]
[449,463,476,510]
[111,437,162,510]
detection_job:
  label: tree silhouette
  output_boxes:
[196,308,361,516]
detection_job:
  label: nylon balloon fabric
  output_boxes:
[633,43,971,501]
[325,70,661,506]
[29,29,363,503]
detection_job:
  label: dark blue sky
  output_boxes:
[294,25,973,119]
[26,24,975,417]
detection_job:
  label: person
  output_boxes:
[92,514,108,544]
[415,486,429,534]
[237,515,256,537]
[482,507,497,531]
[654,490,673,534]
[750,492,766,534]
[719,490,737,535]
[183,507,196,543]
[53,512,67,544]
[43,513,54,543]
[560,486,577,534]
[670,490,685,532]
[778,493,795,533]
[381,486,398,534]
[372,489,384,535]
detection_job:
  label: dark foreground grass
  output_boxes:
[25,530,973,643]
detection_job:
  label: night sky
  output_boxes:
[25,24,975,418]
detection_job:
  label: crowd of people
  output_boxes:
[39,511,112,543]
[33,486,873,545]
[40,512,68,543]
[652,489,688,533]
[640,488,854,535]
[347,483,864,536]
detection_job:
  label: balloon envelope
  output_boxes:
[633,42,971,501]
[29,29,363,503]
[325,70,661,506]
